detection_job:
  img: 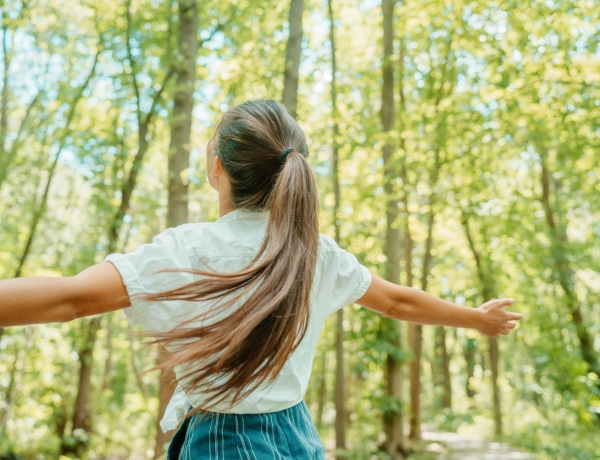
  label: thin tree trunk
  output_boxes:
[0,84,46,189]
[315,348,327,430]
[381,0,406,457]
[0,330,26,433]
[101,315,114,391]
[437,327,452,409]
[461,210,502,435]
[154,349,178,458]
[0,8,11,158]
[282,0,304,119]
[538,153,599,377]
[408,149,440,440]
[327,0,347,455]
[113,0,175,253]
[61,316,103,456]
[489,337,502,436]
[464,337,477,399]
[13,51,100,277]
[129,328,149,397]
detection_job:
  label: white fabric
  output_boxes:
[105,209,372,432]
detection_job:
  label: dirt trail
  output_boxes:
[422,430,536,460]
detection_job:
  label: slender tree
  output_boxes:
[380,0,407,457]
[327,0,348,455]
[281,0,304,119]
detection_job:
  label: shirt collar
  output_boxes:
[216,208,269,224]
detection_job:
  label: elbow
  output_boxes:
[358,275,412,320]
[50,302,84,323]
[63,304,84,322]
[385,297,410,321]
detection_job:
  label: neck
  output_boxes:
[219,197,236,217]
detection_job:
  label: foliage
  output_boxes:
[1,0,599,458]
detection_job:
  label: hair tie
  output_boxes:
[280,147,295,165]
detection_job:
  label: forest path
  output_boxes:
[422,429,536,460]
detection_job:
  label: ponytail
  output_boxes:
[145,100,319,409]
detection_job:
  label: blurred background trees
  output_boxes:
[0,0,598,458]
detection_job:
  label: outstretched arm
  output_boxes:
[357,274,523,338]
[0,262,130,327]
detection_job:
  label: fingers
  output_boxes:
[485,298,524,320]
[488,298,515,308]
[480,298,524,338]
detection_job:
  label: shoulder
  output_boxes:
[318,233,339,253]
[318,234,356,259]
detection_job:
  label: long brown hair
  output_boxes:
[145,100,319,408]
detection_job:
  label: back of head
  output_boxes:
[149,99,320,409]
[215,99,310,210]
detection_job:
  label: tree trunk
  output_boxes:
[408,149,439,439]
[408,324,422,440]
[282,0,304,119]
[154,1,198,457]
[327,0,347,455]
[61,316,103,457]
[432,326,452,409]
[0,8,11,159]
[538,153,599,377]
[167,0,197,229]
[0,330,26,433]
[315,348,327,430]
[464,337,477,399]
[13,51,99,277]
[154,349,178,459]
[489,337,502,436]
[461,210,502,435]
[381,0,406,457]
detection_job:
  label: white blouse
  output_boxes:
[105,209,372,431]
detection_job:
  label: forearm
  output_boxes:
[0,263,130,328]
[358,274,522,337]
[382,286,482,328]
[0,277,80,326]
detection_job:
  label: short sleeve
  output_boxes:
[105,227,195,331]
[313,235,372,318]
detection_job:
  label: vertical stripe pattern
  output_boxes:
[167,402,325,460]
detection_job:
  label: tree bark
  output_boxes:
[381,0,407,457]
[282,0,304,119]
[154,1,198,457]
[464,337,477,399]
[61,316,103,456]
[327,0,347,455]
[489,337,502,436]
[436,327,452,409]
[315,348,327,430]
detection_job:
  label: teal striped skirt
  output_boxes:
[167,401,325,459]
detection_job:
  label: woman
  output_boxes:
[0,100,523,459]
